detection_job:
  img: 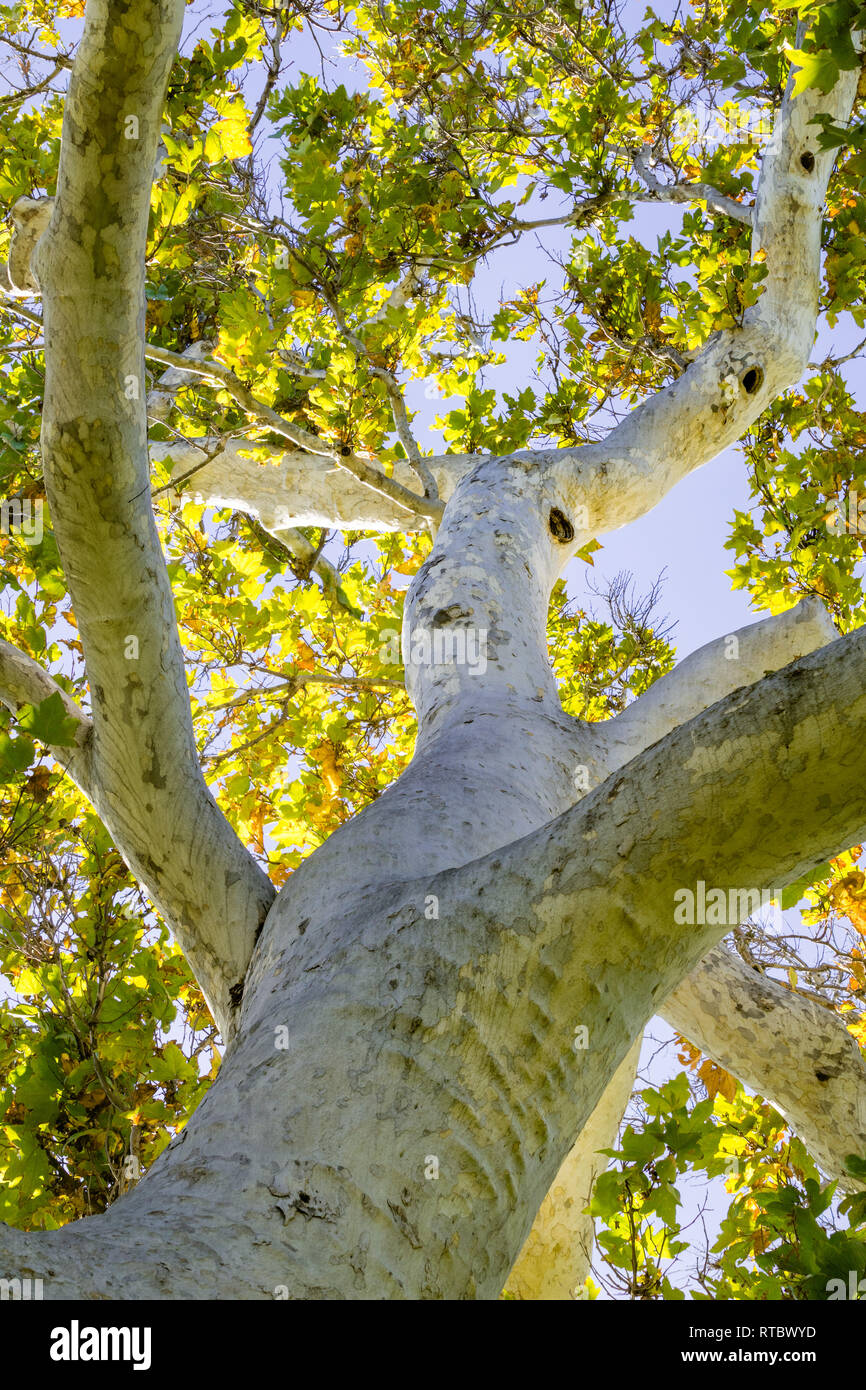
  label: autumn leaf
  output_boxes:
[698,1060,738,1103]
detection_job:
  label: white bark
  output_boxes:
[0,196,54,295]
[1,3,864,1301]
[144,344,444,525]
[0,637,94,797]
[147,351,344,595]
[31,0,274,1040]
[662,945,866,1192]
[5,603,866,1297]
[548,43,860,540]
[148,437,473,533]
[609,596,838,758]
[507,938,866,1301]
[501,595,856,1298]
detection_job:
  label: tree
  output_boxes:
[1,0,866,1299]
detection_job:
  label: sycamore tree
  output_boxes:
[2,0,866,1300]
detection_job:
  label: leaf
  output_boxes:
[0,730,36,779]
[575,538,602,566]
[780,863,832,910]
[209,107,253,161]
[785,43,840,97]
[698,1060,738,1102]
[17,692,79,748]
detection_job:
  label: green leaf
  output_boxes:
[17,692,79,747]
[785,44,840,97]
[0,730,35,778]
[780,863,832,910]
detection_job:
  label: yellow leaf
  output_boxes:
[210,114,252,161]
[312,740,342,796]
[296,640,317,672]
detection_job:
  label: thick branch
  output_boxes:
[149,437,472,533]
[0,638,94,798]
[552,37,863,538]
[662,944,866,1192]
[34,0,274,1040]
[512,932,866,1300]
[144,342,443,524]
[608,596,837,760]
[405,624,866,1292]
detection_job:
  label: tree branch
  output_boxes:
[505,1038,641,1299]
[143,342,444,524]
[33,0,274,1041]
[408,623,866,1291]
[511,931,866,1299]
[663,943,866,1192]
[552,34,863,538]
[633,148,753,226]
[148,437,472,533]
[0,638,94,798]
[608,596,837,759]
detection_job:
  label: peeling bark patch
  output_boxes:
[142,740,167,790]
[269,1164,342,1223]
[274,1192,336,1223]
[432,604,472,625]
[348,1234,370,1286]
[143,854,162,883]
[387,1199,422,1248]
[548,508,574,542]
